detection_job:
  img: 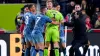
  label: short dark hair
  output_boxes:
[75,4,81,7]
[46,1,53,5]
[53,2,59,7]
[24,4,29,8]
[21,5,29,13]
[40,6,46,12]
[40,6,46,10]
[46,0,53,3]
[28,4,36,10]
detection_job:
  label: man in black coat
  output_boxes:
[64,4,88,56]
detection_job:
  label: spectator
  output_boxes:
[82,10,92,29]
[81,0,90,16]
[95,16,100,28]
[65,14,72,23]
[95,7,100,15]
[86,17,92,30]
[81,0,87,10]
[92,7,100,28]
[82,10,88,20]
[66,1,75,14]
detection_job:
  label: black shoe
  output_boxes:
[82,54,85,56]
[22,49,25,53]
[21,52,24,56]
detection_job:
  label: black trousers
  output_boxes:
[69,38,88,56]
[69,43,83,56]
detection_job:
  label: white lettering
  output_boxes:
[0,40,7,56]
[61,45,100,56]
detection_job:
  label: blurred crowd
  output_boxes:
[64,0,100,29]
[1,0,100,29]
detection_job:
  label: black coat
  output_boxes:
[64,11,88,45]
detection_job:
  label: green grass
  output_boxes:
[0,4,24,31]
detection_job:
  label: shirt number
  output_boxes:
[25,16,29,24]
[35,17,41,25]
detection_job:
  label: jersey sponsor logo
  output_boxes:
[60,45,100,56]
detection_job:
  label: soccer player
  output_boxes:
[54,3,66,56]
[31,6,59,56]
[23,4,36,56]
[54,4,60,11]
[20,5,29,56]
[45,1,55,56]
[15,8,24,33]
[46,0,53,10]
[44,2,64,56]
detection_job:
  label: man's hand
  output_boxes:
[51,17,59,25]
[52,17,56,21]
[51,21,60,25]
[72,10,76,13]
[74,12,79,19]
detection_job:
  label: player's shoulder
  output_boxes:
[24,12,30,16]
[46,9,54,13]
[44,15,49,20]
[38,14,49,19]
[52,10,60,14]
[46,10,51,14]
[57,11,63,16]
[35,14,41,17]
[41,14,49,19]
[55,10,61,14]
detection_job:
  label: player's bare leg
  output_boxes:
[30,41,35,56]
[44,42,50,56]
[21,37,26,56]
[38,42,44,56]
[25,41,31,56]
[59,37,66,56]
[61,43,66,56]
[22,44,25,56]
[53,42,59,56]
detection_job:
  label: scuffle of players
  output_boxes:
[17,1,90,56]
